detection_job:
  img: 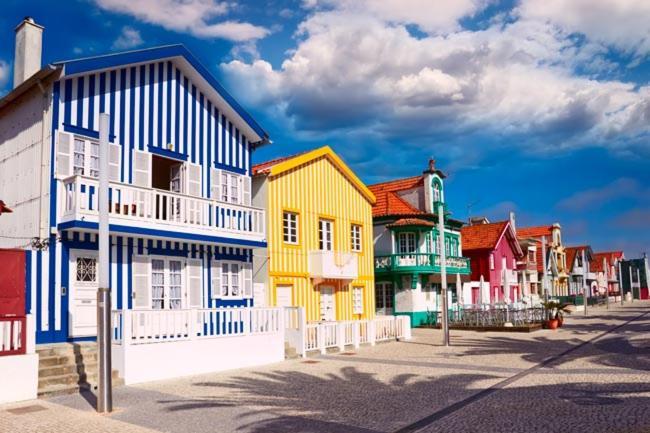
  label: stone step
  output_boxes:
[36,343,98,358]
[37,374,124,398]
[39,362,98,378]
[38,353,98,368]
[38,369,121,391]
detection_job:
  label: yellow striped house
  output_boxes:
[252,146,376,322]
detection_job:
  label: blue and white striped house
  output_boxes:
[0,19,269,345]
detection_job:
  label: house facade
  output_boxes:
[368,160,470,327]
[252,146,376,322]
[0,19,268,344]
[516,224,568,297]
[590,251,624,296]
[620,254,650,300]
[517,237,540,297]
[565,246,597,296]
[461,218,523,304]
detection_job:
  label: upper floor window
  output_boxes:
[351,224,362,252]
[283,211,299,244]
[352,286,363,314]
[490,253,495,270]
[577,255,583,267]
[528,249,536,262]
[221,262,241,298]
[433,183,441,203]
[319,219,333,251]
[398,232,416,254]
[221,172,241,203]
[73,138,99,178]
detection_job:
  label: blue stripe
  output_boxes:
[117,236,123,310]
[76,76,84,126]
[148,63,154,149]
[63,79,72,125]
[61,241,69,337]
[109,70,116,138]
[119,68,126,182]
[191,85,197,163]
[167,61,172,147]
[175,68,180,152]
[50,82,61,229]
[88,74,95,130]
[147,145,187,161]
[25,251,32,315]
[214,162,246,175]
[214,107,219,167]
[158,62,163,148]
[207,101,212,197]
[199,92,204,166]
[221,114,226,166]
[183,77,189,156]
[129,67,136,182]
[139,65,145,151]
[58,220,267,248]
[48,235,56,333]
[127,237,134,309]
[62,124,116,141]
[36,251,42,332]
[235,128,240,169]
[99,72,106,114]
[229,121,233,168]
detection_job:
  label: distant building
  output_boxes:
[620,254,649,300]
[565,246,597,296]
[516,224,568,297]
[590,251,624,296]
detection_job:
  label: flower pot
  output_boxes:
[547,319,559,330]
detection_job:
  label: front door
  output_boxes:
[319,286,335,321]
[375,282,394,315]
[69,252,98,337]
[276,284,292,307]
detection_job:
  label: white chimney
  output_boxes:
[509,211,516,233]
[14,17,44,89]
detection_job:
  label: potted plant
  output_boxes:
[541,301,571,330]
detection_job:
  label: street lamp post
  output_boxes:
[97,113,113,413]
[438,203,449,347]
[582,250,588,316]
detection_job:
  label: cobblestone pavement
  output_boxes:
[1,302,648,433]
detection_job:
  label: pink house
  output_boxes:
[461,218,524,304]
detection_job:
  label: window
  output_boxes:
[445,237,451,257]
[283,211,299,244]
[73,138,100,177]
[76,257,96,282]
[221,262,241,298]
[433,182,441,202]
[319,219,333,251]
[398,232,416,254]
[352,287,363,314]
[528,249,536,262]
[489,253,495,270]
[351,224,362,252]
[431,233,439,254]
[151,258,184,310]
[221,172,241,203]
[577,255,583,267]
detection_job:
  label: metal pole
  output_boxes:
[438,203,449,347]
[636,268,641,302]
[628,265,633,304]
[605,258,609,310]
[582,250,588,316]
[97,113,113,413]
[541,237,548,302]
[619,260,624,306]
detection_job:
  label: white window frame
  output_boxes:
[319,219,334,251]
[221,172,241,204]
[149,256,185,310]
[352,286,363,314]
[351,224,362,252]
[73,137,100,178]
[283,211,299,245]
[218,261,243,299]
[490,253,495,270]
[398,232,417,254]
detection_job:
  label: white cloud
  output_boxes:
[517,0,650,59]
[0,61,10,89]
[95,0,270,42]
[222,6,650,155]
[112,26,144,50]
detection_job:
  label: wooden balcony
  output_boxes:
[60,175,265,243]
[374,253,470,275]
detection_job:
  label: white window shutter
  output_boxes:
[56,131,73,178]
[210,260,221,299]
[185,163,201,197]
[132,255,150,309]
[242,176,251,206]
[108,143,121,182]
[188,259,203,308]
[133,150,151,188]
[210,168,221,200]
[243,262,253,298]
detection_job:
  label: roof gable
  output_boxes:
[55,44,268,142]
[517,225,554,239]
[462,221,523,256]
[253,146,375,204]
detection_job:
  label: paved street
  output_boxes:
[1,302,649,433]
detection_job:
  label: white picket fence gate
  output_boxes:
[283,307,411,356]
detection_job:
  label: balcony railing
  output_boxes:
[374,253,470,274]
[61,175,265,241]
[309,250,358,280]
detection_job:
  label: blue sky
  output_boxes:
[1,0,649,256]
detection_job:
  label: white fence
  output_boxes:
[0,315,38,405]
[285,308,411,356]
[111,307,284,384]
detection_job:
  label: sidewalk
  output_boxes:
[1,301,648,433]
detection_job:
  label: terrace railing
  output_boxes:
[374,253,470,274]
[0,316,26,356]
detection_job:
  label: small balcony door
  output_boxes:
[397,232,417,266]
[375,282,394,316]
[319,286,335,321]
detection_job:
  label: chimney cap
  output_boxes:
[15,17,44,32]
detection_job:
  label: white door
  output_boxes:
[276,285,292,307]
[320,286,335,321]
[69,252,98,337]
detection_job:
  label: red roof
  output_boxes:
[252,150,310,175]
[565,246,591,272]
[517,225,554,239]
[368,176,424,217]
[591,251,624,272]
[461,221,508,251]
[387,218,435,228]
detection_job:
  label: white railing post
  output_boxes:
[369,319,376,346]
[188,309,197,340]
[298,307,307,357]
[337,322,346,352]
[26,314,35,354]
[400,316,412,340]
[353,321,360,349]
[317,324,326,355]
[122,310,132,346]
